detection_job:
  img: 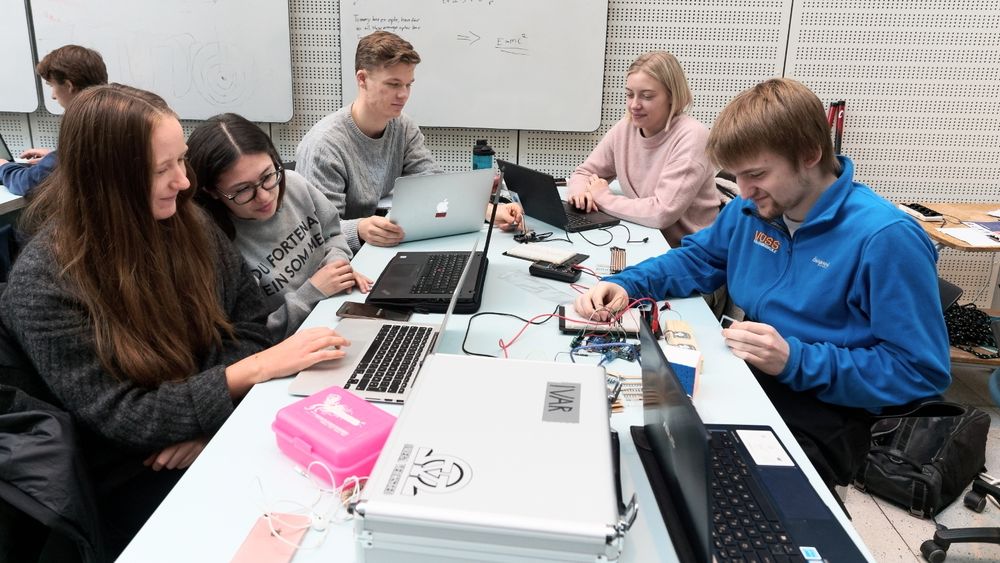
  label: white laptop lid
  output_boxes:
[358,355,618,535]
[388,168,494,243]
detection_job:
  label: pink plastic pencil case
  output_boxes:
[272,386,396,485]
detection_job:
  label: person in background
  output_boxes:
[566,51,718,247]
[0,44,108,196]
[0,84,350,557]
[574,78,951,488]
[189,113,372,339]
[295,30,521,252]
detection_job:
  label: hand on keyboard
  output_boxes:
[262,327,351,379]
[226,328,353,398]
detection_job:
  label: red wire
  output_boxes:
[497,298,661,357]
[572,264,601,279]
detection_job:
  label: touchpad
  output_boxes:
[386,264,419,280]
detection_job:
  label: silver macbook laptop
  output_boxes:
[287,237,480,402]
[388,168,494,243]
[355,354,626,561]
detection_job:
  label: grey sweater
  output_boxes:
[231,170,353,339]
[295,106,442,251]
[0,220,273,452]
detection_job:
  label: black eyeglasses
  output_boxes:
[221,166,283,205]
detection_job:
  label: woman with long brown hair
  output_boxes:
[0,84,350,557]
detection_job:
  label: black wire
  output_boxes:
[576,228,614,247]
[534,231,572,244]
[461,305,561,357]
[613,222,649,244]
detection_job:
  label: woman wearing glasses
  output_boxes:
[0,84,351,556]
[188,113,372,338]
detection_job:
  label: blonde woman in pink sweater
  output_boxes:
[567,51,719,247]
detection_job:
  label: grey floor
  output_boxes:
[843,363,1000,562]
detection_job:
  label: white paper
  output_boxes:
[987,209,1000,219]
[936,227,1000,247]
[736,429,795,467]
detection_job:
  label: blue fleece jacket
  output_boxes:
[608,156,951,409]
[0,151,58,196]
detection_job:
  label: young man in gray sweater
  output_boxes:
[295,31,520,252]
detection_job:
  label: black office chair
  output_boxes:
[715,170,739,210]
[920,475,1000,561]
[913,283,1000,561]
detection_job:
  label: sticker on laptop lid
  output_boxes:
[736,429,794,467]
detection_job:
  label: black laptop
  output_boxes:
[497,159,620,232]
[365,191,499,314]
[631,321,867,563]
[0,133,15,162]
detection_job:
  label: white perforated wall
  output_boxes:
[785,0,1000,305]
[2,0,997,305]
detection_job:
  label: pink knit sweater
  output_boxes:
[567,114,719,247]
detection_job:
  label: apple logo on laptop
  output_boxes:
[434,198,449,218]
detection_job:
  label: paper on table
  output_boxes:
[936,227,1000,247]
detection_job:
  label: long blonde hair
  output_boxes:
[25,84,235,387]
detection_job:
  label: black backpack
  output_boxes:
[853,402,990,518]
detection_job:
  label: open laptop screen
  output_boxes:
[638,321,712,563]
[0,133,14,162]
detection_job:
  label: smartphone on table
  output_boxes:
[336,301,412,322]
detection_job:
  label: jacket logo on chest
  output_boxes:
[752,230,781,253]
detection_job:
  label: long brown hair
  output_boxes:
[25,84,234,387]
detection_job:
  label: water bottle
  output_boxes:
[472,139,494,170]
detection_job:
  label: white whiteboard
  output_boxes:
[31,0,293,121]
[0,0,39,113]
[340,0,608,132]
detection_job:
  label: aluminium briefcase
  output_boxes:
[352,355,635,562]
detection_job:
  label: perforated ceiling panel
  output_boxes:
[786,0,1000,305]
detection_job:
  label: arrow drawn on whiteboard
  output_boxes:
[456,31,481,45]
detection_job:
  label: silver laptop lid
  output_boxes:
[357,354,618,539]
[388,168,495,243]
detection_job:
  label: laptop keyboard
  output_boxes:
[564,213,592,229]
[710,430,807,563]
[346,324,433,395]
[410,253,468,294]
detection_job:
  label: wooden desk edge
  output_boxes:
[918,202,1000,252]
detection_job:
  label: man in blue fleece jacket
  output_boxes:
[576,78,951,486]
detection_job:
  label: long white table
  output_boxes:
[119,217,874,562]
